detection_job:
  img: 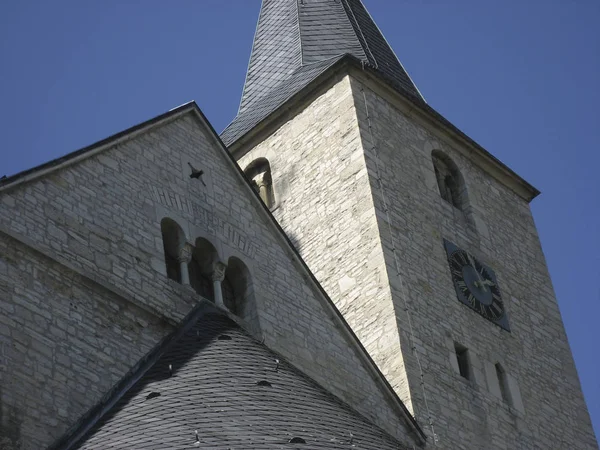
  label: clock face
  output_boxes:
[444,240,510,331]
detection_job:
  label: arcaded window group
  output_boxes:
[160,218,252,318]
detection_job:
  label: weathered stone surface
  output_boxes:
[0,112,417,448]
[0,233,174,449]
[237,73,598,450]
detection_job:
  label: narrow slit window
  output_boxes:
[455,343,470,380]
[496,363,512,405]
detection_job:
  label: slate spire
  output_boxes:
[223,0,423,145]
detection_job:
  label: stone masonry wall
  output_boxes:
[237,71,598,450]
[0,111,417,448]
[0,231,174,449]
[236,76,415,414]
[351,76,597,450]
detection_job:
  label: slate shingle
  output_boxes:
[221,55,344,146]
[223,0,423,146]
[62,309,414,449]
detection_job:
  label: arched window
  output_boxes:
[432,150,467,211]
[222,257,254,317]
[160,218,185,282]
[189,238,218,301]
[222,275,236,314]
[244,158,274,208]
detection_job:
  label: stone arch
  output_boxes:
[160,218,186,282]
[244,157,274,208]
[222,257,258,325]
[431,150,469,212]
[189,237,219,301]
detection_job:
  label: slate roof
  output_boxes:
[51,303,415,449]
[221,55,345,146]
[222,0,423,146]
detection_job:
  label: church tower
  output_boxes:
[223,1,598,449]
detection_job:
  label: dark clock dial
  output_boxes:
[444,239,510,331]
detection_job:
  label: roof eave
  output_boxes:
[352,63,541,203]
[226,55,540,203]
[226,55,356,157]
[0,102,199,193]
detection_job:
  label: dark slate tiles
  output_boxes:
[70,312,413,449]
[221,56,344,146]
[299,0,366,64]
[239,0,302,114]
[225,0,423,146]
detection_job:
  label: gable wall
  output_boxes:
[352,76,597,450]
[0,112,417,448]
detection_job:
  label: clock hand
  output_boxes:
[467,253,477,272]
[467,253,487,291]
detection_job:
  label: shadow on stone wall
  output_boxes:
[0,386,22,450]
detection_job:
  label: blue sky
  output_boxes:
[1,0,598,438]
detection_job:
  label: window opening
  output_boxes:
[432,151,465,210]
[496,363,512,405]
[189,238,218,301]
[222,274,236,314]
[455,343,470,380]
[244,158,274,208]
[222,258,248,315]
[160,218,185,283]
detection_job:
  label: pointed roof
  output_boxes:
[50,303,415,449]
[222,0,423,146]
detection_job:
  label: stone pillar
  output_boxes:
[211,262,227,308]
[253,172,272,207]
[257,174,268,205]
[177,243,193,285]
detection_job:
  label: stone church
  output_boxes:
[0,0,597,449]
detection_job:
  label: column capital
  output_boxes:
[253,171,272,188]
[211,261,227,282]
[177,242,194,264]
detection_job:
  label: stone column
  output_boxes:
[211,262,227,308]
[177,243,193,285]
[257,173,268,205]
[253,172,271,207]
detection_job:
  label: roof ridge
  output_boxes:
[341,0,377,69]
[231,0,423,137]
[0,103,197,192]
[237,0,267,115]
[296,0,304,66]
[353,0,426,101]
